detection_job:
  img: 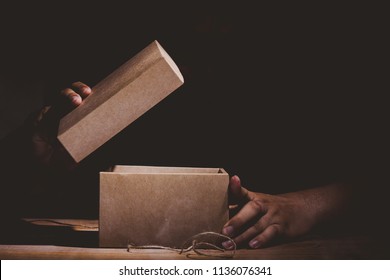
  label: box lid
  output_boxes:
[57,40,184,162]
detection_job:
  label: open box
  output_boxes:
[99,165,229,248]
[56,41,229,248]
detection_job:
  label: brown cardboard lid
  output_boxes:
[58,40,184,162]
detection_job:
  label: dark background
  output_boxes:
[0,2,387,218]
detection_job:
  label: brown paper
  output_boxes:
[99,166,229,248]
[58,40,184,162]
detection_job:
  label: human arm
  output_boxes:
[0,81,92,227]
[222,175,352,249]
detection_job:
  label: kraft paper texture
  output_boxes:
[58,41,184,162]
[99,166,229,248]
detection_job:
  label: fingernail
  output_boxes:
[223,226,234,236]
[249,239,260,249]
[71,96,80,103]
[222,240,234,249]
[83,87,91,94]
[70,96,80,105]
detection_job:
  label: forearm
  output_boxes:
[281,183,353,231]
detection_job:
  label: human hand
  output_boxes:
[222,176,316,249]
[31,81,92,169]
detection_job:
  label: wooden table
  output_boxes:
[1,219,389,260]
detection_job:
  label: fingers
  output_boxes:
[71,81,92,98]
[223,178,291,250]
[60,81,92,106]
[248,224,280,249]
[61,88,82,106]
[222,219,281,249]
[229,217,269,246]
[223,199,266,238]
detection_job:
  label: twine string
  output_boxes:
[26,219,236,257]
[127,231,236,258]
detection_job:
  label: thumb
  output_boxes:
[229,175,250,205]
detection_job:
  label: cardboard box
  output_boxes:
[58,40,184,163]
[99,165,229,248]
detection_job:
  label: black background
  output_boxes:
[0,2,387,218]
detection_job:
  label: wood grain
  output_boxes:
[1,219,388,259]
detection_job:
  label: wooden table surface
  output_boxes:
[1,219,389,260]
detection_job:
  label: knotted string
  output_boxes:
[26,219,235,257]
[127,232,236,258]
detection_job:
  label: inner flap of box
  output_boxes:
[105,165,226,174]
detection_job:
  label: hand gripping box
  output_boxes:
[99,165,229,248]
[58,40,184,163]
